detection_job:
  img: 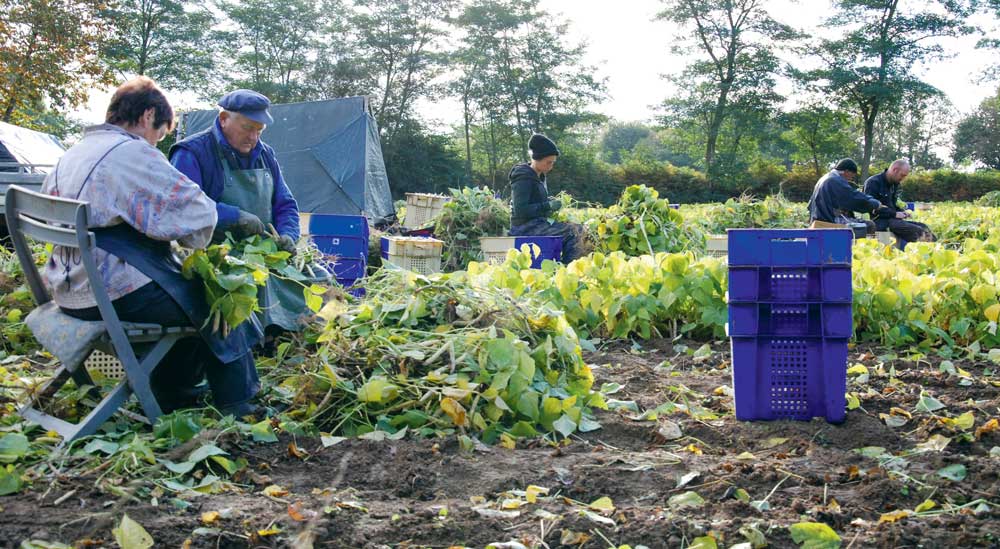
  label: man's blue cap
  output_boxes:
[218,89,273,125]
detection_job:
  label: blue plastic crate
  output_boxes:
[513,236,562,267]
[326,257,367,279]
[728,266,852,303]
[380,237,388,260]
[727,229,852,266]
[727,303,852,338]
[308,214,369,238]
[312,235,368,259]
[905,202,915,211]
[337,277,365,297]
[730,336,847,422]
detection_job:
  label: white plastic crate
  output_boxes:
[383,236,444,274]
[403,193,450,228]
[85,350,124,380]
[706,235,727,257]
[480,236,517,264]
[875,231,897,246]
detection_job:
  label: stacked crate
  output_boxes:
[479,236,562,267]
[380,236,444,275]
[303,213,369,296]
[726,229,853,423]
[403,193,451,229]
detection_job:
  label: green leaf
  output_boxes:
[0,434,29,463]
[0,465,23,495]
[250,420,279,443]
[552,414,577,438]
[667,491,705,509]
[788,522,841,549]
[936,463,967,482]
[112,514,154,549]
[915,392,946,413]
[187,444,227,464]
[81,439,119,455]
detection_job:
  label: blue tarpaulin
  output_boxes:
[179,96,393,219]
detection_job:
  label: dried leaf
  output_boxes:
[975,418,999,439]
[262,484,289,498]
[560,530,591,545]
[200,511,220,525]
[287,442,308,460]
[914,499,936,513]
[916,434,952,452]
[588,496,615,512]
[760,437,788,449]
[288,501,317,521]
[878,510,910,523]
[525,485,548,503]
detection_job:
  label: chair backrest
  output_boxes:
[4,185,139,368]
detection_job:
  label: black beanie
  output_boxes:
[529,133,560,160]
[834,158,858,173]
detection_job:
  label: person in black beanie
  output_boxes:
[807,158,888,235]
[507,133,585,263]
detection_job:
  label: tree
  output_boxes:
[216,0,333,103]
[103,0,218,94]
[782,104,857,177]
[0,0,114,123]
[800,0,973,179]
[350,0,457,143]
[953,89,1000,169]
[599,122,652,164]
[655,0,795,176]
[871,90,954,169]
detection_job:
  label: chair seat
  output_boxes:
[25,302,197,369]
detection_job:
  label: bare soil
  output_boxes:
[2,339,998,548]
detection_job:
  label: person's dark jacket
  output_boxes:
[863,170,901,231]
[509,163,553,226]
[808,170,890,223]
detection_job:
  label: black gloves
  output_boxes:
[276,234,296,255]
[548,199,563,212]
[234,210,265,238]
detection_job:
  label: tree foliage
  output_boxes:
[103,0,218,95]
[782,103,857,177]
[799,0,973,179]
[656,0,795,176]
[953,88,1000,169]
[0,0,114,123]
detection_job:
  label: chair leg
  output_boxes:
[122,334,185,422]
[69,364,102,401]
[62,381,135,442]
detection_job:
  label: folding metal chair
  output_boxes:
[4,185,198,443]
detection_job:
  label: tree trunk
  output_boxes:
[861,106,878,182]
[462,90,473,183]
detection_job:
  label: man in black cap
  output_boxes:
[807,158,888,235]
[169,90,314,333]
[863,158,935,246]
[508,133,585,263]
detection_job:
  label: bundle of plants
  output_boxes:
[433,187,510,271]
[975,190,1000,207]
[585,184,702,256]
[702,193,805,234]
[272,267,603,444]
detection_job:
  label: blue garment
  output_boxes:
[169,118,300,240]
[807,170,888,223]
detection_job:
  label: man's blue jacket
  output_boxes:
[169,118,300,240]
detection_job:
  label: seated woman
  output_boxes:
[40,77,262,417]
[508,134,585,263]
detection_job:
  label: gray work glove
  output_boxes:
[276,234,297,255]
[548,199,563,212]
[234,210,265,238]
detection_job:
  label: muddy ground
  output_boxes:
[1,339,998,548]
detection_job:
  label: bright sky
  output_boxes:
[76,0,999,131]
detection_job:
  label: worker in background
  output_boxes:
[508,133,585,263]
[169,90,311,333]
[807,158,887,235]
[43,77,261,417]
[863,158,936,246]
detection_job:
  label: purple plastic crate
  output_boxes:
[727,229,852,266]
[730,336,847,422]
[727,303,852,338]
[309,214,369,238]
[337,277,365,297]
[326,257,366,279]
[512,236,562,267]
[312,234,368,259]
[728,266,851,303]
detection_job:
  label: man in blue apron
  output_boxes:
[170,90,315,333]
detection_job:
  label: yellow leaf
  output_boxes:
[257,527,281,537]
[200,511,220,525]
[952,411,975,430]
[501,498,524,509]
[684,443,703,455]
[847,364,869,376]
[263,484,289,498]
[914,499,936,513]
[878,510,911,523]
[975,418,999,439]
[440,397,468,427]
[735,451,756,460]
[986,303,1000,323]
[526,485,549,504]
[499,433,516,449]
[890,407,912,419]
[588,496,615,512]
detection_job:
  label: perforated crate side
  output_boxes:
[85,350,124,380]
[385,253,442,275]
